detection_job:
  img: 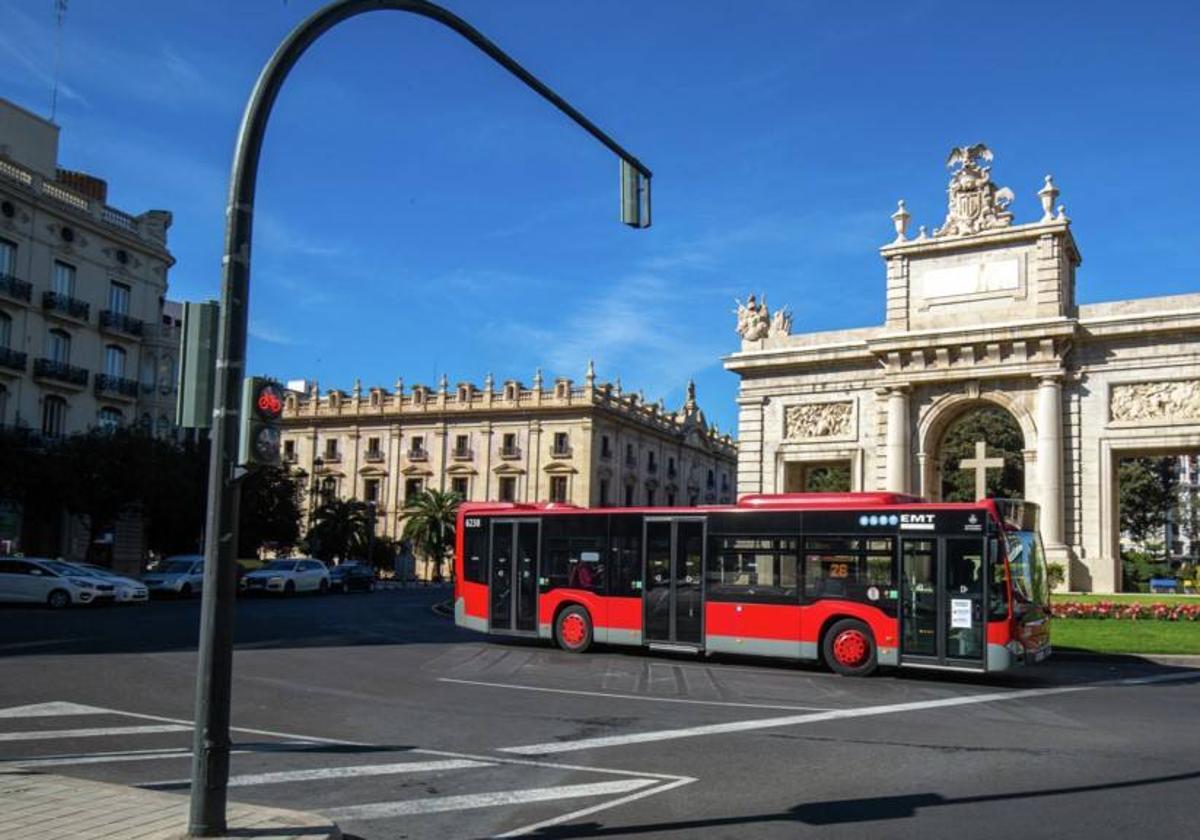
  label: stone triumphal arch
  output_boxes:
[726,145,1200,592]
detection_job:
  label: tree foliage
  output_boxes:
[0,428,207,560]
[401,489,459,582]
[939,407,1024,502]
[802,464,851,492]
[1119,457,1179,547]
[237,466,303,558]
[306,497,371,562]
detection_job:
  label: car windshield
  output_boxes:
[160,560,197,574]
[41,561,84,576]
[1005,529,1050,608]
[264,560,297,571]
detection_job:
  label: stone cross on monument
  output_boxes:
[959,440,1005,500]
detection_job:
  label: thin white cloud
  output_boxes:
[249,321,297,346]
[491,271,728,399]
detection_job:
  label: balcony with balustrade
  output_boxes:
[94,374,139,402]
[42,291,90,324]
[0,347,27,373]
[33,358,88,389]
[0,274,32,304]
[100,310,145,338]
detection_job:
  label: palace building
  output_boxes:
[281,366,737,542]
[725,145,1200,593]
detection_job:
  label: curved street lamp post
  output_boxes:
[190,0,653,834]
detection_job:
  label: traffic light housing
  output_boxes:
[239,377,284,467]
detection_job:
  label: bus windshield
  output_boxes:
[1005,529,1050,608]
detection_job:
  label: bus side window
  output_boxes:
[463,522,488,583]
[988,536,1009,619]
[609,514,642,597]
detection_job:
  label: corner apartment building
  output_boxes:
[0,97,179,438]
[281,367,738,541]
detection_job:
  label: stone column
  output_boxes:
[1036,376,1064,547]
[885,388,910,493]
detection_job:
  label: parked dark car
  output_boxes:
[329,562,375,593]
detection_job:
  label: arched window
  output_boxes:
[98,406,122,431]
[104,344,126,378]
[140,353,156,393]
[139,412,152,432]
[46,328,71,364]
[0,311,11,349]
[42,395,67,437]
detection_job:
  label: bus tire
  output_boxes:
[556,605,593,654]
[822,618,878,677]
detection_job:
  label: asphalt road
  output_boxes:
[1,589,1197,839]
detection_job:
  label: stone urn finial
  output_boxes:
[891,200,910,242]
[1038,175,1059,222]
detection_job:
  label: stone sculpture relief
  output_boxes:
[735,294,791,343]
[785,402,853,439]
[934,143,1015,238]
[1111,380,1200,422]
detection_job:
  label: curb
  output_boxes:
[1053,650,1200,664]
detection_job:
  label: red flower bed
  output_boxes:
[1052,601,1200,621]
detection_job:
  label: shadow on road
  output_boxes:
[0,587,467,657]
[525,768,1200,836]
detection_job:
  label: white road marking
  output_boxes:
[1,741,314,768]
[2,748,191,767]
[0,701,114,719]
[439,677,835,712]
[0,724,191,743]
[2,700,362,746]
[146,759,493,788]
[324,778,659,820]
[501,685,1089,755]
[498,778,696,838]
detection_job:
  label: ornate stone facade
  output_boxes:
[1110,380,1200,422]
[726,145,1200,593]
[280,367,737,543]
[784,402,853,439]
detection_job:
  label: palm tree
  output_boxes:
[401,489,459,583]
[307,498,371,562]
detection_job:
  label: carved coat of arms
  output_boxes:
[934,144,1015,238]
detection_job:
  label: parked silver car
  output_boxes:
[141,555,204,598]
[0,557,115,608]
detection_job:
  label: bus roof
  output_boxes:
[457,492,1029,518]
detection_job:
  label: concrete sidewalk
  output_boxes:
[0,770,340,840]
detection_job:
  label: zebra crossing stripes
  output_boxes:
[0,699,694,834]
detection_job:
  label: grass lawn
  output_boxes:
[1052,592,1199,606]
[1052,618,1200,655]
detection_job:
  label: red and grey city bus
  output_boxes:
[453,493,1051,676]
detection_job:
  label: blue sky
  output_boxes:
[2,0,1198,433]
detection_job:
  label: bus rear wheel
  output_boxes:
[823,618,878,677]
[556,606,593,654]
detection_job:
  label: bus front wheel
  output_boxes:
[822,618,878,677]
[556,606,593,654]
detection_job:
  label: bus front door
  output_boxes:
[643,518,704,648]
[900,537,985,668]
[489,519,540,635]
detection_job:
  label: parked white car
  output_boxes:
[70,563,149,604]
[240,558,330,596]
[141,555,204,598]
[0,557,115,608]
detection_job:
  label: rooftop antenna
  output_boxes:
[50,0,68,122]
